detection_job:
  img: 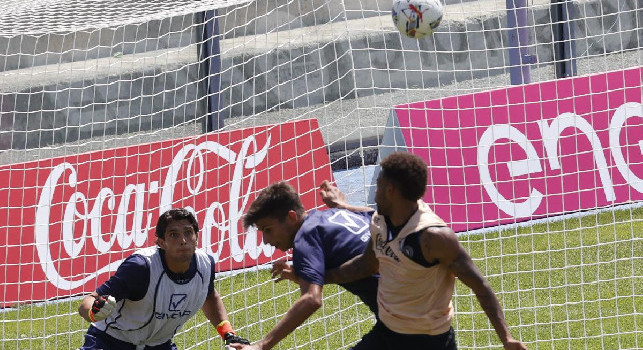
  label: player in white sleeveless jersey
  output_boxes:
[77,208,250,350]
[325,152,527,350]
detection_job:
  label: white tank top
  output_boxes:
[94,246,212,347]
[371,200,455,335]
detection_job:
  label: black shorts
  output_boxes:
[79,325,178,350]
[352,321,457,350]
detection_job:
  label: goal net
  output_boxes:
[0,0,641,349]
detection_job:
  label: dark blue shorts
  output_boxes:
[352,321,457,350]
[79,326,178,350]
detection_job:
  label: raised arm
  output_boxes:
[325,238,378,284]
[319,180,373,213]
[229,281,323,350]
[421,227,527,350]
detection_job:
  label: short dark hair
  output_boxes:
[380,152,427,201]
[156,208,199,239]
[243,181,305,228]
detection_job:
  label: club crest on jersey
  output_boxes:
[328,211,369,235]
[400,239,414,259]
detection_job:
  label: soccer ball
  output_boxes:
[391,0,443,39]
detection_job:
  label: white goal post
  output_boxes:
[0,0,641,349]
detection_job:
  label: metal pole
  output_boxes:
[199,10,223,132]
[552,0,577,78]
[507,0,536,84]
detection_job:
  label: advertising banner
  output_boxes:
[380,67,642,232]
[0,119,333,306]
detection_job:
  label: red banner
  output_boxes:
[0,119,333,306]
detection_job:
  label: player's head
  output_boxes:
[243,181,305,251]
[375,152,427,215]
[155,208,200,267]
[156,208,200,239]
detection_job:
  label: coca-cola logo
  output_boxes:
[34,134,275,290]
[0,118,331,306]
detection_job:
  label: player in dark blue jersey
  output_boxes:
[77,208,250,350]
[230,181,378,350]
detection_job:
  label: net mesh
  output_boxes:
[0,0,641,349]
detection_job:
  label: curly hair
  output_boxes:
[379,152,427,201]
[155,208,200,239]
[243,181,305,228]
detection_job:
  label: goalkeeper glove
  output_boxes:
[218,320,250,345]
[224,332,250,345]
[89,295,116,322]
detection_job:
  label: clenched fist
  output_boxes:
[224,332,251,345]
[89,295,116,322]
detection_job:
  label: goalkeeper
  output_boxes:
[77,208,249,350]
[230,181,379,350]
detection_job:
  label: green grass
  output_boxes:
[1,207,641,349]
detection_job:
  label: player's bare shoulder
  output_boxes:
[420,226,458,244]
[418,226,460,263]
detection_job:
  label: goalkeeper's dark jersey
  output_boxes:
[292,208,378,314]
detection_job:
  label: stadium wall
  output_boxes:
[0,0,639,151]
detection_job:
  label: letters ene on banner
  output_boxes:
[478,102,642,218]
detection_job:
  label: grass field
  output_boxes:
[1,207,641,350]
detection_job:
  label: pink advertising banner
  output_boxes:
[0,119,334,306]
[392,67,642,232]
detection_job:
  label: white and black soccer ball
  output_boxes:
[392,0,443,39]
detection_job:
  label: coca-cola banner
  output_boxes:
[0,119,333,306]
[380,67,642,232]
